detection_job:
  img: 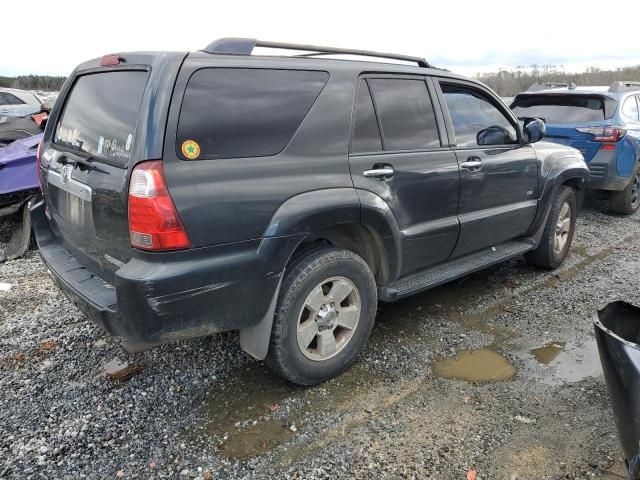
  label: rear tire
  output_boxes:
[610,163,640,215]
[525,185,577,270]
[265,247,377,386]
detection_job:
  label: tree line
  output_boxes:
[2,65,640,96]
[476,65,640,96]
[0,75,67,91]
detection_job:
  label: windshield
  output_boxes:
[511,94,610,124]
[54,71,148,164]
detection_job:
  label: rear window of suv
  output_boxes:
[54,71,148,164]
[510,94,613,124]
[177,68,329,160]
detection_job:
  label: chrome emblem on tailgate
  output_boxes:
[60,164,73,184]
[47,168,92,202]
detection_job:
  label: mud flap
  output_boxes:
[2,199,34,261]
[239,279,282,360]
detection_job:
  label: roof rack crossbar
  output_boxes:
[609,81,640,92]
[202,37,431,68]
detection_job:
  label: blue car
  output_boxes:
[511,81,640,213]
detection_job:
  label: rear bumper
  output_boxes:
[31,203,119,335]
[586,149,629,191]
[31,201,300,351]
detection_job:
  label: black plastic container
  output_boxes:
[595,301,640,479]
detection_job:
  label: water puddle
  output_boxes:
[194,362,388,459]
[432,349,516,382]
[221,419,293,460]
[529,340,602,385]
[530,342,566,365]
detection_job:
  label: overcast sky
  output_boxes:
[3,0,640,78]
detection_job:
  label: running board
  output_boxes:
[379,240,534,301]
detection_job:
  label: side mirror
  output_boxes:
[477,125,515,146]
[523,118,546,143]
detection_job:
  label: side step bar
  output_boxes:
[379,240,534,301]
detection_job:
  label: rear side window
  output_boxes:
[511,94,609,124]
[442,84,518,147]
[0,92,26,105]
[369,78,440,150]
[621,96,640,121]
[351,80,382,153]
[54,71,148,164]
[177,69,329,160]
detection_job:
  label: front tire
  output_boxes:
[525,185,577,270]
[265,247,377,386]
[610,163,640,215]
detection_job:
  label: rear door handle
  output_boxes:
[460,158,483,170]
[363,166,395,178]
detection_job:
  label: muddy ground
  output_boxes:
[0,199,638,479]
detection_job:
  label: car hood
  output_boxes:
[0,105,41,118]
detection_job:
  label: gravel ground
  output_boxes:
[0,199,638,479]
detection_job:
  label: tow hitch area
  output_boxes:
[595,301,640,479]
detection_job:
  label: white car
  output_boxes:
[0,88,43,117]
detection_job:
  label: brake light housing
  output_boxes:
[100,54,124,66]
[128,160,190,251]
[576,126,627,142]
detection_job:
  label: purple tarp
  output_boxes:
[0,133,42,195]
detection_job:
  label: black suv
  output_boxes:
[32,39,589,385]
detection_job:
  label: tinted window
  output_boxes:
[177,69,329,160]
[442,84,517,147]
[351,80,382,153]
[369,78,440,150]
[511,94,607,124]
[54,71,148,164]
[7,93,25,105]
[622,96,640,120]
[0,92,25,105]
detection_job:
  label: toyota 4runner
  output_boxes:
[32,39,589,385]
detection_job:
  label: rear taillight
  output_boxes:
[128,160,190,251]
[576,126,627,142]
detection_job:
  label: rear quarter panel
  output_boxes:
[162,54,357,247]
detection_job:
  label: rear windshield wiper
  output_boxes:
[60,154,98,171]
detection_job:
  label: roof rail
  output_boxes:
[609,81,640,92]
[202,37,431,68]
[528,82,576,92]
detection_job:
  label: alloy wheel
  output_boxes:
[554,202,572,256]
[296,276,361,361]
